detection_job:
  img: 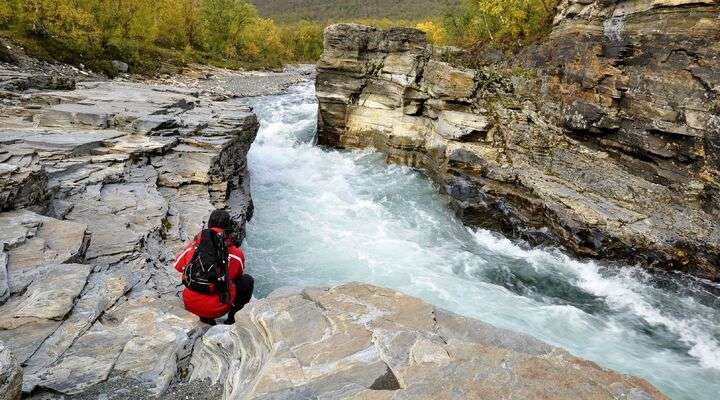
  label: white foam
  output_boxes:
[471,228,720,371]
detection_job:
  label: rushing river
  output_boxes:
[238,81,720,400]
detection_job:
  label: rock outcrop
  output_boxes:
[189,283,667,399]
[0,65,258,397]
[315,0,720,280]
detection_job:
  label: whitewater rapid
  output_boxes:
[238,81,720,400]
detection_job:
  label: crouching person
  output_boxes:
[174,209,254,325]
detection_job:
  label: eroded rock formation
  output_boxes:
[315,0,720,280]
[189,282,667,399]
[0,69,258,396]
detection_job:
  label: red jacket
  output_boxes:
[174,228,245,319]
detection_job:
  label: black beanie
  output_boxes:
[208,209,232,231]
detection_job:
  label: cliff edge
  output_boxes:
[188,282,667,399]
[315,0,720,280]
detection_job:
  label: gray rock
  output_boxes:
[189,283,667,400]
[0,161,47,212]
[0,263,92,363]
[436,110,491,141]
[0,252,8,303]
[0,210,88,294]
[111,60,129,74]
[64,177,168,265]
[21,270,136,393]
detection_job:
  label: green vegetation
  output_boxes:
[0,0,558,75]
[0,0,321,74]
[247,0,461,23]
[443,0,559,46]
[249,0,558,47]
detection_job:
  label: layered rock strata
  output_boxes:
[0,70,258,397]
[189,282,667,399]
[315,0,720,280]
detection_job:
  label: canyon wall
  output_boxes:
[315,0,720,280]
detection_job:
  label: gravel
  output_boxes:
[149,64,315,98]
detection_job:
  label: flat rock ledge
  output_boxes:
[189,282,667,400]
[0,65,260,398]
[316,0,720,280]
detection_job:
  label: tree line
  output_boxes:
[246,0,461,23]
[0,0,324,73]
[0,0,558,74]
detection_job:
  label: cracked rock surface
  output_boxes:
[0,64,258,398]
[188,283,667,399]
[316,0,720,280]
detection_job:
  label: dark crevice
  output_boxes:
[688,68,716,96]
[369,366,401,391]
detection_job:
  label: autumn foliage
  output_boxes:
[0,0,321,73]
[443,0,559,46]
[0,0,559,74]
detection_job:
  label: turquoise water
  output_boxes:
[238,82,720,400]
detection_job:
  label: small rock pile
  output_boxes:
[150,64,313,99]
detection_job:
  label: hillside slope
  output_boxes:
[247,0,459,21]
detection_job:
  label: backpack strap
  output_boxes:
[210,231,231,305]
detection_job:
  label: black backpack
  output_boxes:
[182,229,231,304]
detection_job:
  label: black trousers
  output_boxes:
[227,273,254,323]
[200,274,254,325]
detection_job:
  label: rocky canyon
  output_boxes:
[1,0,719,398]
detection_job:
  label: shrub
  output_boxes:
[416,20,447,45]
[0,1,15,28]
[443,0,558,47]
[234,17,290,68]
[17,0,102,55]
[280,20,324,62]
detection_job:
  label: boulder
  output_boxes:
[190,283,667,399]
[111,60,129,74]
